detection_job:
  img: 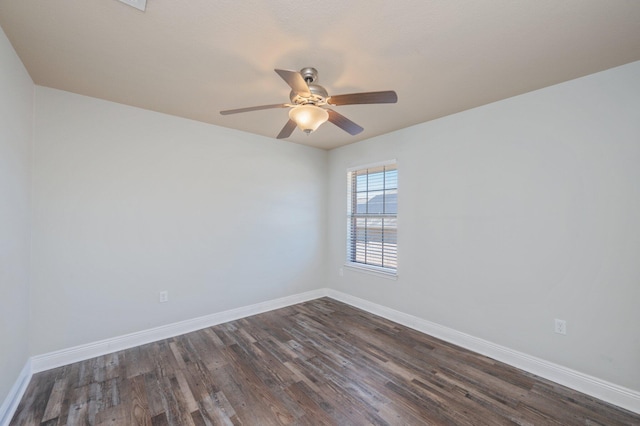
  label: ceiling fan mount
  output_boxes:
[220,67,397,139]
[299,67,319,84]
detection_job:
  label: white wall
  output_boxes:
[0,28,33,403]
[327,61,640,391]
[30,87,327,355]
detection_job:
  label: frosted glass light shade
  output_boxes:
[289,105,329,134]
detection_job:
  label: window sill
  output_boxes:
[343,263,398,280]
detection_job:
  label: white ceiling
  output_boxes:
[1,0,639,149]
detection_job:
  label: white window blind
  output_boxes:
[347,162,397,273]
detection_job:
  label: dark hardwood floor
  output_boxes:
[10,298,640,425]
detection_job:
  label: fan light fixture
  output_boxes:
[289,105,329,134]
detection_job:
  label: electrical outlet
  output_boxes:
[554,319,567,335]
[159,291,169,303]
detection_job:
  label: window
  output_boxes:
[347,161,397,275]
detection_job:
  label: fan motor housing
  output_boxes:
[290,67,328,106]
[290,84,328,106]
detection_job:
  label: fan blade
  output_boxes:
[220,103,289,115]
[327,109,364,136]
[327,90,398,106]
[277,119,297,139]
[275,69,311,97]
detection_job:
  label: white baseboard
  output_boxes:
[0,359,32,426]
[325,289,640,415]
[31,289,328,373]
[5,287,638,422]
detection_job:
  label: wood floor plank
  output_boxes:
[181,358,220,403]
[123,374,152,425]
[223,343,296,424]
[65,384,90,425]
[9,369,56,426]
[41,377,68,422]
[94,404,128,425]
[142,371,166,418]
[197,391,237,426]
[160,375,197,426]
[150,412,169,426]
[10,298,640,425]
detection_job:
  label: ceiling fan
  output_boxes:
[220,67,398,139]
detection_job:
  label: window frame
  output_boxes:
[345,160,398,278]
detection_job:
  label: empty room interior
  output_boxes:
[1,1,639,424]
